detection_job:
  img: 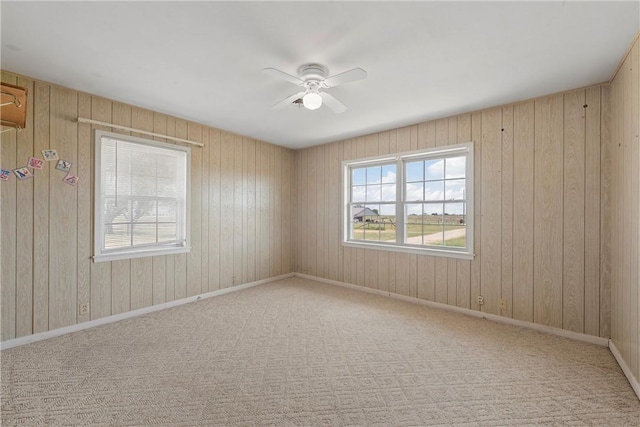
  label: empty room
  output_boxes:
[1,1,639,425]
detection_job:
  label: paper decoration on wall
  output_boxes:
[63,173,79,186]
[28,157,45,170]
[0,169,11,181]
[42,149,59,161]
[55,159,72,172]
[13,167,33,180]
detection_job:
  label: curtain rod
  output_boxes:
[76,117,204,147]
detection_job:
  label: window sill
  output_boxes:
[93,246,191,263]
[342,240,474,260]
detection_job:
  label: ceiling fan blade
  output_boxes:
[323,68,367,88]
[320,92,347,114]
[263,68,304,86]
[272,92,305,110]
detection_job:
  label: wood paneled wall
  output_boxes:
[0,71,294,341]
[294,86,611,339]
[610,36,640,387]
[0,68,625,350]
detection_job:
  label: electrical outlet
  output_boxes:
[477,295,484,305]
[499,299,506,311]
[79,303,89,315]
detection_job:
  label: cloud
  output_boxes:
[406,182,423,201]
[366,185,381,201]
[352,186,366,202]
[381,183,395,201]
[425,159,444,180]
[445,179,465,200]
[445,156,466,179]
[381,170,396,184]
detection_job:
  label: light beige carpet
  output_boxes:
[1,277,639,426]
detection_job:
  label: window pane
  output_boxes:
[445,179,465,200]
[115,149,133,196]
[381,184,396,202]
[426,204,444,216]
[351,203,365,240]
[351,205,366,226]
[443,202,466,247]
[366,166,381,184]
[132,158,157,197]
[366,185,382,202]
[352,185,366,203]
[132,223,157,246]
[424,229,444,246]
[423,204,444,246]
[363,204,379,241]
[379,204,396,216]
[424,181,444,201]
[352,168,366,186]
[102,139,117,196]
[379,204,396,242]
[132,199,156,224]
[444,202,465,216]
[411,204,454,246]
[405,161,423,182]
[424,159,444,180]
[351,204,397,242]
[105,223,131,250]
[406,203,422,216]
[381,165,396,183]
[158,178,177,198]
[359,204,379,227]
[444,226,466,247]
[445,156,466,179]
[158,223,177,243]
[158,200,177,222]
[405,182,424,201]
[351,221,363,240]
[105,197,129,224]
[405,203,423,244]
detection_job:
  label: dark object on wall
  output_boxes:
[1,82,28,130]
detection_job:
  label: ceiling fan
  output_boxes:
[264,63,367,113]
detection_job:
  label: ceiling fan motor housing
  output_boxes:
[297,63,328,84]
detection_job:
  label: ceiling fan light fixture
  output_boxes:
[302,91,322,110]
[266,63,366,113]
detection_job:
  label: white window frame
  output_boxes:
[342,142,474,260]
[93,130,191,262]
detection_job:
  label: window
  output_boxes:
[343,142,473,259]
[94,130,190,262]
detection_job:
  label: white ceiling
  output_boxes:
[1,2,638,149]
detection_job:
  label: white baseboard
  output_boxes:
[0,273,294,351]
[609,339,640,401]
[293,273,610,348]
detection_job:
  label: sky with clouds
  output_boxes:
[352,156,467,216]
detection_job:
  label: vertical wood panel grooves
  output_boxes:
[607,38,639,382]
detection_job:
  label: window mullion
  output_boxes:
[396,158,404,244]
